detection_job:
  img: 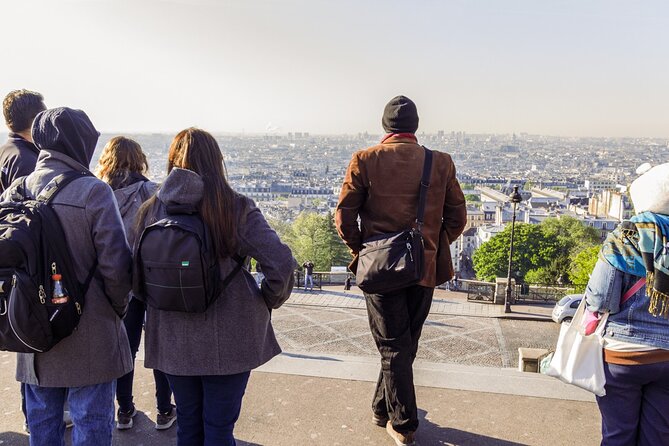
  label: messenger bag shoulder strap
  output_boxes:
[415,146,433,231]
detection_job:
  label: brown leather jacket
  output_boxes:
[335,135,467,288]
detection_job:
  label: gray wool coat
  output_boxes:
[139,168,296,376]
[1,150,133,387]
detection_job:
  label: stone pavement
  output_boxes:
[289,286,555,321]
[0,286,602,445]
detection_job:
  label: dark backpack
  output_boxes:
[133,204,243,313]
[0,171,96,353]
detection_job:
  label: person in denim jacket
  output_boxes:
[585,163,669,446]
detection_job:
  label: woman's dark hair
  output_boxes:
[138,128,239,257]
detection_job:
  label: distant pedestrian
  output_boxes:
[2,107,133,446]
[95,136,176,431]
[303,260,314,291]
[336,96,466,445]
[135,128,296,445]
[584,163,669,445]
[344,275,352,291]
[255,263,264,287]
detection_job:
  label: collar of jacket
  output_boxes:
[35,149,92,175]
[380,133,418,144]
[8,132,40,155]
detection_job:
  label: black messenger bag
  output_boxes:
[355,147,432,294]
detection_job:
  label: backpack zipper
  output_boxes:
[7,275,45,353]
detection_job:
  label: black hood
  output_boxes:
[31,107,99,169]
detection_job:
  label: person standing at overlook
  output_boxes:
[302,260,315,291]
[2,107,133,445]
[584,163,669,445]
[0,88,48,433]
[134,128,296,445]
[0,89,46,193]
[336,95,466,445]
[95,136,176,431]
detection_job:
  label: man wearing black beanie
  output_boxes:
[336,96,466,445]
[381,95,419,134]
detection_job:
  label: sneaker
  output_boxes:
[386,421,415,446]
[155,405,177,430]
[63,410,73,429]
[372,413,388,427]
[116,407,137,430]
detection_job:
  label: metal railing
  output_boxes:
[293,271,354,289]
[464,280,496,303]
[513,283,579,303]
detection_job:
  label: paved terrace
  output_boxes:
[289,286,555,320]
[0,287,601,446]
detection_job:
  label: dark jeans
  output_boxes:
[596,360,669,446]
[116,298,173,413]
[364,284,434,434]
[25,381,115,446]
[166,372,250,446]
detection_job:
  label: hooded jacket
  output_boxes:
[1,107,133,387]
[110,173,159,249]
[138,168,296,375]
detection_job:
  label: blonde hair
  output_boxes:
[95,136,148,186]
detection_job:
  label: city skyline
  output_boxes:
[4,0,669,138]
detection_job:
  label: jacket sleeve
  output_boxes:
[335,152,366,255]
[442,157,467,241]
[1,153,34,193]
[85,182,133,317]
[584,258,623,314]
[238,201,296,309]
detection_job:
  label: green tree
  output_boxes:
[472,223,558,282]
[312,211,350,271]
[472,216,604,284]
[285,211,350,271]
[266,217,291,242]
[539,217,601,283]
[541,216,601,257]
[568,245,600,290]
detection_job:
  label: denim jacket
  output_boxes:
[585,258,669,349]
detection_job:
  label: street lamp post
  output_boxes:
[505,185,524,313]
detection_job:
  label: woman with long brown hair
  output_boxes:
[95,136,176,431]
[135,128,295,445]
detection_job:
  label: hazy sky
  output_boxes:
[3,0,668,137]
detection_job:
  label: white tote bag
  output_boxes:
[546,298,607,396]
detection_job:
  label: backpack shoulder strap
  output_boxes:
[36,171,93,204]
[35,170,97,298]
[220,254,246,290]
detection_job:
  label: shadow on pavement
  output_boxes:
[0,431,29,445]
[281,352,343,361]
[418,410,528,446]
[298,289,364,299]
[424,320,463,328]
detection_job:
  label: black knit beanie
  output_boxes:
[382,95,419,134]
